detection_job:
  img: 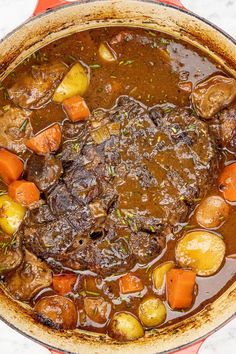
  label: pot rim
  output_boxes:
[1,0,236,47]
[0,1,235,354]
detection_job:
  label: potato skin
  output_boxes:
[196,196,230,229]
[152,261,174,293]
[138,296,166,327]
[35,295,77,330]
[109,312,144,341]
[176,231,226,276]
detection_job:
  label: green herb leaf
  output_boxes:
[89,64,101,69]
[160,38,170,45]
[86,290,100,296]
[72,142,80,153]
[19,118,29,132]
[108,165,115,177]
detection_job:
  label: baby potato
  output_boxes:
[109,312,144,341]
[0,195,25,235]
[98,43,117,62]
[196,196,230,229]
[152,261,174,293]
[138,296,166,327]
[176,231,225,276]
[53,63,89,103]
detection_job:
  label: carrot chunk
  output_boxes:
[119,273,144,294]
[52,274,77,296]
[166,269,196,309]
[218,162,236,202]
[26,124,61,154]
[0,149,24,185]
[63,95,90,122]
[8,180,40,206]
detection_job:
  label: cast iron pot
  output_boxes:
[0,1,235,353]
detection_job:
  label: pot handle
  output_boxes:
[173,339,206,354]
[34,0,186,16]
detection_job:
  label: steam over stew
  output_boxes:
[0,27,235,341]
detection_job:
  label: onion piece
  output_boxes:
[90,125,110,144]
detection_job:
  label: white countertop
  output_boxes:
[0,0,235,353]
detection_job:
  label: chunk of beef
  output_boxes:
[22,97,218,277]
[192,75,236,119]
[8,61,67,109]
[219,104,236,151]
[4,249,52,301]
[26,154,63,191]
[0,107,32,153]
[0,234,23,274]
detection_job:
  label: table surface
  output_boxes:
[0,0,235,353]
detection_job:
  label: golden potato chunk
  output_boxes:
[152,261,174,294]
[53,63,89,102]
[176,231,226,276]
[196,196,230,229]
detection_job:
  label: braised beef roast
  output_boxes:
[22,96,219,276]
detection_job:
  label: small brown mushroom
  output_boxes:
[4,249,52,301]
[35,295,77,330]
[192,75,236,119]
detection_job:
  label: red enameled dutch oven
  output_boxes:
[0,1,235,353]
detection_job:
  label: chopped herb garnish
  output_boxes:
[121,245,128,254]
[160,38,171,45]
[193,197,202,202]
[147,31,157,37]
[145,264,152,273]
[123,60,135,66]
[116,209,122,219]
[108,165,115,177]
[171,127,177,134]
[219,215,225,221]
[122,129,129,136]
[0,190,6,196]
[67,55,77,61]
[183,224,196,230]
[86,290,100,296]
[2,105,10,112]
[3,90,9,100]
[93,306,98,316]
[187,124,196,132]
[79,290,87,297]
[89,64,101,69]
[149,225,155,232]
[163,106,173,114]
[19,118,29,132]
[72,142,80,153]
[124,235,130,240]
